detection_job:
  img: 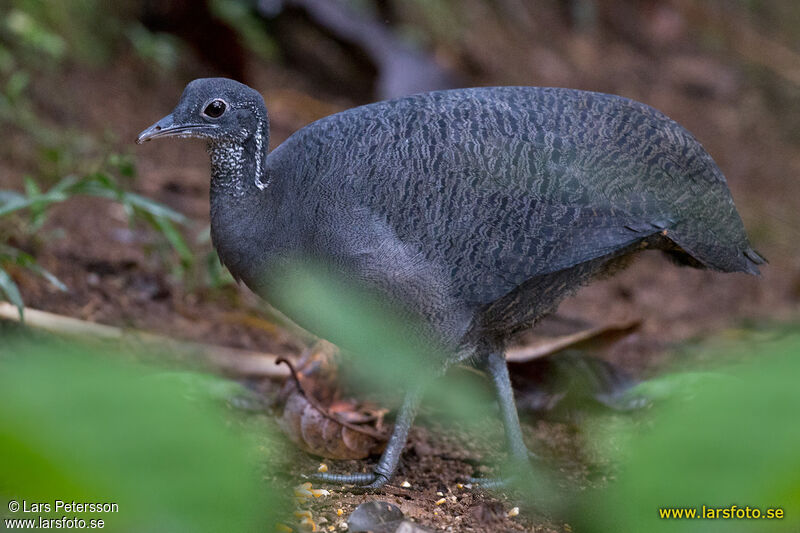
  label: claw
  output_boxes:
[310,470,389,490]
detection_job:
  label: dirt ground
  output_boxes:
[3,13,800,530]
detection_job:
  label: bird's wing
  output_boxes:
[417,177,667,308]
[364,128,677,308]
[283,86,756,310]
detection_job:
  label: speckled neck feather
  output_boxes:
[208,105,270,198]
[208,105,272,287]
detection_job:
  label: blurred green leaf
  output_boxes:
[6,70,30,103]
[624,371,740,404]
[0,244,67,293]
[0,267,24,319]
[125,24,182,72]
[5,9,66,59]
[0,168,192,314]
[0,340,284,532]
[209,0,277,61]
[575,331,800,532]
[150,215,193,268]
[270,260,495,423]
[204,249,236,288]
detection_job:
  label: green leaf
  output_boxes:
[123,192,187,224]
[151,215,193,266]
[576,331,800,532]
[25,263,68,292]
[0,340,285,531]
[23,175,48,229]
[0,186,70,217]
[0,244,67,293]
[0,192,34,217]
[0,267,24,319]
[23,175,41,197]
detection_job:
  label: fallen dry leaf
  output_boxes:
[277,356,386,459]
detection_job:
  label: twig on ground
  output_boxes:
[0,302,292,378]
[505,319,641,363]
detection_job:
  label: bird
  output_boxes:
[137,78,764,489]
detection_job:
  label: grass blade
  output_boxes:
[0,266,24,319]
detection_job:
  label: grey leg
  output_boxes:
[483,351,530,463]
[467,351,534,488]
[311,386,423,489]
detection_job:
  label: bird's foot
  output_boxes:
[466,452,539,491]
[309,470,389,491]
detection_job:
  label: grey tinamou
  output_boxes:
[138,78,763,488]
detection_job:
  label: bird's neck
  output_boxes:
[208,112,271,199]
[208,115,274,286]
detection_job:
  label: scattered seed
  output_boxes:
[294,482,314,498]
[336,509,344,517]
[275,524,293,532]
[507,507,520,517]
[436,491,444,497]
[318,463,328,473]
[310,489,330,498]
[401,481,411,488]
[456,483,463,489]
[435,498,446,505]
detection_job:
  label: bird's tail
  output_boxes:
[667,232,766,275]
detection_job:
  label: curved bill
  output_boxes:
[136,114,214,144]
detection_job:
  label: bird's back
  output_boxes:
[268,87,762,338]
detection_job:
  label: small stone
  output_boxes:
[347,501,404,533]
[401,481,411,488]
[395,521,434,533]
[507,507,520,517]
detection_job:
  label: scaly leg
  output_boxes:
[311,386,423,489]
[469,351,534,487]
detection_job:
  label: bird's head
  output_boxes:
[137,78,267,145]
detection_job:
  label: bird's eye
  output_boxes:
[203,99,227,118]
